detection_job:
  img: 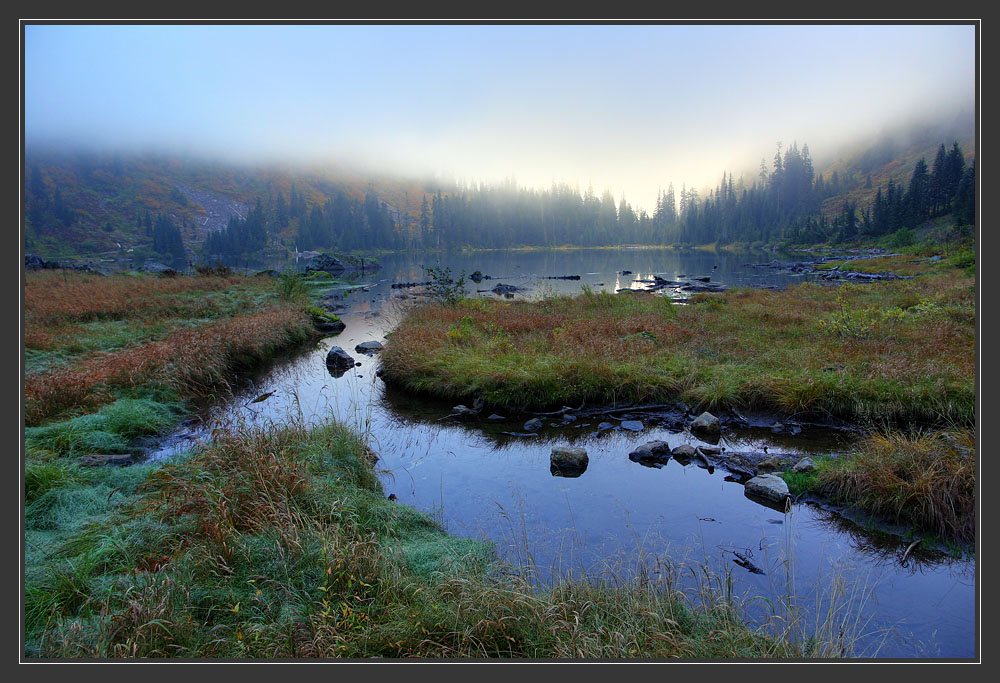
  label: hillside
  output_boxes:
[815,111,975,219]
[22,149,441,260]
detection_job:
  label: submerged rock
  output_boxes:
[523,417,544,432]
[550,446,589,477]
[744,474,790,505]
[487,413,506,421]
[620,420,644,432]
[449,405,479,419]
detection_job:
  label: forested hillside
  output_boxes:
[23,116,976,261]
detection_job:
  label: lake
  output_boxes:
[151,247,976,659]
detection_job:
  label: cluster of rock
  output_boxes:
[748,253,911,283]
[325,341,384,375]
[620,410,821,509]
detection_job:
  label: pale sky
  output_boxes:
[24,23,976,212]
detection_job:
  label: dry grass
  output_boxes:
[24,306,313,425]
[24,270,247,327]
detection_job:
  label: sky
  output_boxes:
[24,23,976,212]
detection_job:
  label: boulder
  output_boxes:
[620,420,644,432]
[690,412,721,441]
[325,346,356,369]
[355,341,384,354]
[523,417,544,432]
[550,446,589,477]
[78,454,134,467]
[792,458,817,473]
[306,253,348,275]
[698,444,723,455]
[758,455,788,473]
[744,474,790,505]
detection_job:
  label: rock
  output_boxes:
[355,341,384,354]
[690,412,721,441]
[523,417,544,432]
[25,254,51,270]
[645,440,671,455]
[491,283,521,296]
[315,320,346,334]
[597,422,614,431]
[620,270,632,275]
[325,346,355,369]
[78,454,134,467]
[620,420,644,432]
[629,440,671,465]
[758,455,788,473]
[671,444,697,463]
[744,474,790,505]
[487,414,506,421]
[306,253,348,275]
[698,444,722,455]
[550,446,589,477]
[142,261,172,274]
[792,458,817,473]
[562,413,577,422]
[469,270,485,283]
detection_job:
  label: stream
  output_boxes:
[149,247,976,659]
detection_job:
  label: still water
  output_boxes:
[154,248,976,659]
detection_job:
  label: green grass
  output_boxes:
[25,398,182,458]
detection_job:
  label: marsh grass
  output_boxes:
[812,429,976,544]
[380,260,974,425]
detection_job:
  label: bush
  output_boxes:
[887,227,915,248]
[422,265,466,306]
[277,272,309,302]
